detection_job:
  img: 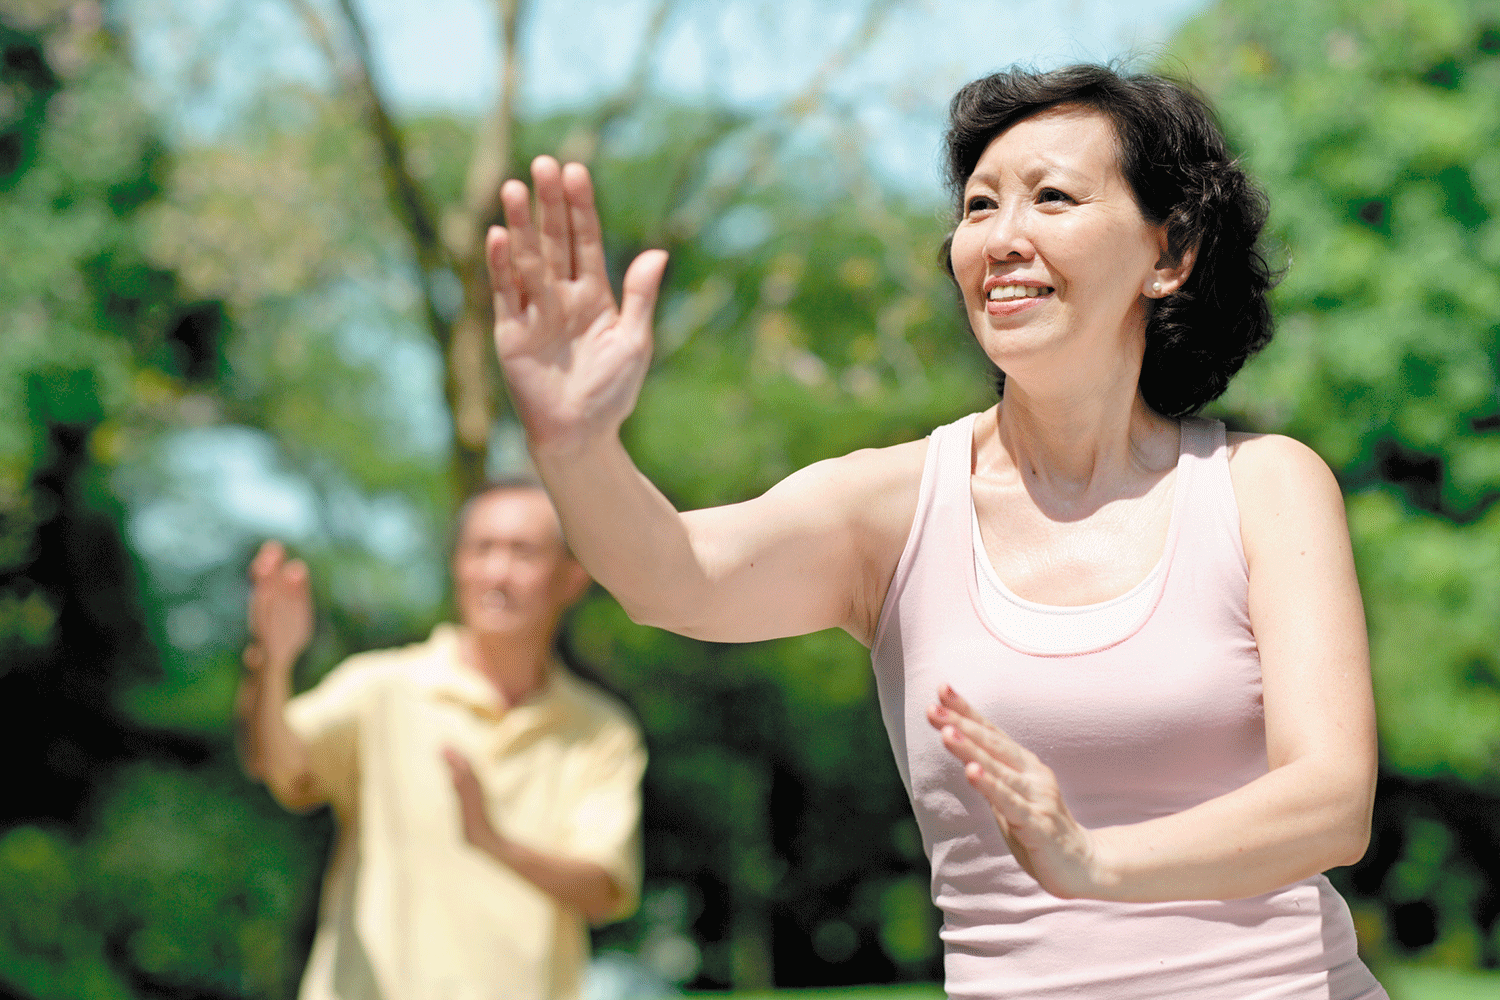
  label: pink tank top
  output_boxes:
[870,413,1386,1000]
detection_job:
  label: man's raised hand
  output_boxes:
[245,540,314,676]
[487,156,668,451]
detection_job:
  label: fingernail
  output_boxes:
[932,705,948,720]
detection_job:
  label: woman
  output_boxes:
[486,65,1386,999]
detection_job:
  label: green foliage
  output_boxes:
[0,8,333,998]
[1173,0,1500,965]
[10,0,1500,992]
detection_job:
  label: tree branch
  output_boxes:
[662,0,896,243]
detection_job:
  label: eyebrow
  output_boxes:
[966,156,1098,188]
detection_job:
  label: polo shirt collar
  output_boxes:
[419,623,570,726]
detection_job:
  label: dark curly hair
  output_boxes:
[940,64,1277,418]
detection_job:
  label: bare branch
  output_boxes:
[282,0,342,71]
[331,0,450,274]
[556,0,677,163]
[456,0,526,250]
[662,0,898,243]
[291,0,490,490]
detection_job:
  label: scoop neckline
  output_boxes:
[963,413,1195,657]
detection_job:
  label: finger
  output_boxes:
[936,686,1030,766]
[969,761,1032,861]
[931,703,1017,758]
[618,249,669,342]
[963,759,1035,832]
[500,178,547,303]
[249,539,284,581]
[937,683,984,720]
[530,155,572,279]
[282,559,309,589]
[939,722,1022,783]
[485,225,524,321]
[561,162,608,284]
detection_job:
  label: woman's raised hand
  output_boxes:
[928,685,1118,900]
[487,156,669,451]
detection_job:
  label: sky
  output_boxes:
[124,0,1211,192]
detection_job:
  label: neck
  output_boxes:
[459,626,557,707]
[988,355,1174,507]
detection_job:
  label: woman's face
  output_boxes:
[948,105,1169,383]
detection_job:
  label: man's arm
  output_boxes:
[235,541,324,812]
[442,748,623,922]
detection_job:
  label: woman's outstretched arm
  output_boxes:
[488,156,921,646]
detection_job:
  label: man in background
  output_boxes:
[235,479,645,1000]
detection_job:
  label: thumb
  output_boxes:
[618,249,668,339]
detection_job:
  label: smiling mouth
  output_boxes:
[988,284,1054,302]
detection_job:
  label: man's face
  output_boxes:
[451,489,587,641]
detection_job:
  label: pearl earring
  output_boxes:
[1152,281,1163,294]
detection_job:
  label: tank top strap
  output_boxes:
[929,410,980,540]
[1176,417,1249,577]
[872,411,978,659]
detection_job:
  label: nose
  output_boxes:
[478,546,516,583]
[982,202,1034,263]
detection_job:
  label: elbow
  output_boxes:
[617,594,710,639]
[265,769,326,814]
[584,880,629,926]
[1326,778,1376,870]
[1336,831,1371,869]
[619,599,671,630]
[1332,805,1374,869]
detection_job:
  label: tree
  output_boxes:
[0,4,328,997]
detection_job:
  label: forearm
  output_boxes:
[1090,754,1375,902]
[531,432,714,633]
[468,823,624,922]
[235,662,322,810]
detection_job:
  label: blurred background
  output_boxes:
[2,0,1499,997]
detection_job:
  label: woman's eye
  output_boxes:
[1038,188,1072,204]
[964,196,995,215]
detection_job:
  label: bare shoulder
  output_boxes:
[829,435,929,502]
[1225,432,1341,501]
[772,436,930,538]
[1223,432,1350,564]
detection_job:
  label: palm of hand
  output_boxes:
[498,291,650,445]
[247,541,313,667]
[488,157,668,448]
[442,748,496,848]
[928,685,1107,900]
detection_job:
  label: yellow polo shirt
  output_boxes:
[284,624,645,1000]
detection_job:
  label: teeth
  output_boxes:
[988,284,1050,301]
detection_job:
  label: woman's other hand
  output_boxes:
[928,684,1115,900]
[487,155,669,452]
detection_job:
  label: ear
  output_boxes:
[556,556,592,609]
[1144,228,1199,299]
